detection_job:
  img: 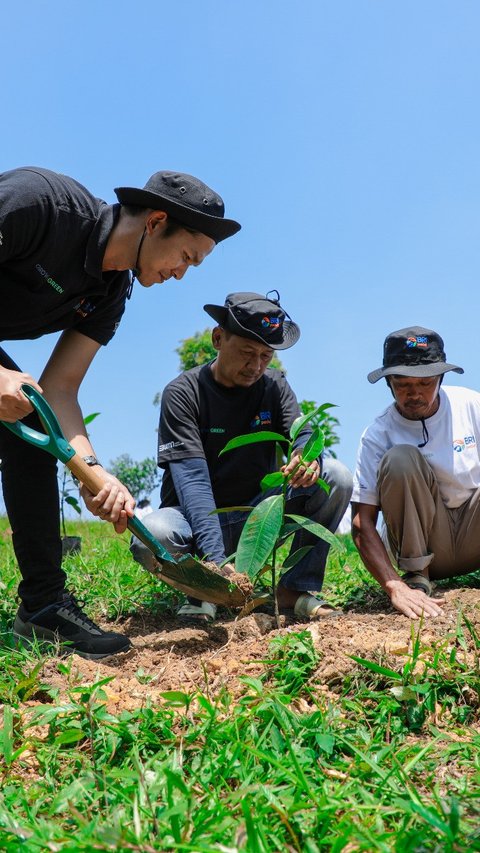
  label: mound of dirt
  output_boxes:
[38,588,480,714]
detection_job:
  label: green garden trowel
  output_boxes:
[2,385,247,607]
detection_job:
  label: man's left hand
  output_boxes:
[80,472,136,534]
[281,452,320,488]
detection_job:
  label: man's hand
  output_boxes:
[0,367,42,422]
[80,472,136,534]
[281,451,320,488]
[387,579,445,619]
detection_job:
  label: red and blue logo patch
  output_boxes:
[261,316,281,330]
[406,335,428,348]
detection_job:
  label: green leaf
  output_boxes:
[83,412,100,426]
[300,428,325,464]
[65,495,81,514]
[235,494,284,578]
[316,477,330,494]
[350,655,402,680]
[408,800,451,834]
[54,728,85,745]
[289,404,335,441]
[260,471,285,491]
[285,514,345,552]
[160,691,191,707]
[449,797,460,837]
[281,545,314,569]
[164,767,190,796]
[1,705,14,766]
[239,675,265,694]
[462,613,480,649]
[219,431,288,456]
[390,685,417,701]
[315,733,335,755]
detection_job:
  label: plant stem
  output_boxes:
[272,546,280,629]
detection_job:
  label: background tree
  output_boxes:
[176,328,217,371]
[108,454,161,502]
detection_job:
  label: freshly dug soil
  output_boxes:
[37,586,480,714]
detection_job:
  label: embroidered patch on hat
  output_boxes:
[261,316,282,330]
[406,335,428,348]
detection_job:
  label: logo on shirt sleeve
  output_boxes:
[453,435,476,453]
[75,298,97,318]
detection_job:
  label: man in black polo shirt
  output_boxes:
[0,166,240,658]
[131,292,353,622]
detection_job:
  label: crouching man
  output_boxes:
[132,291,352,622]
[352,325,480,619]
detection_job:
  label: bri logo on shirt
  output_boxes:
[251,411,272,428]
[453,435,476,453]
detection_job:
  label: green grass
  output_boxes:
[0,518,479,851]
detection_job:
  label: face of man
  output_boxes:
[211,329,274,388]
[136,217,215,287]
[389,375,442,420]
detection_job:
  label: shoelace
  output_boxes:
[59,594,102,632]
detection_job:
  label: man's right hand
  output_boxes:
[387,579,445,619]
[0,368,42,421]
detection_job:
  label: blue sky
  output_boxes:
[2,1,480,510]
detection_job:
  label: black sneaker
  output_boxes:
[13,592,132,660]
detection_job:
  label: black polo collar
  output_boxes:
[84,203,120,281]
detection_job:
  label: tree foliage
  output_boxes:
[176,328,217,371]
[108,454,161,501]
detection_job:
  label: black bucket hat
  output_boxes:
[368,326,464,384]
[114,171,241,244]
[204,291,300,350]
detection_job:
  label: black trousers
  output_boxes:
[0,348,66,610]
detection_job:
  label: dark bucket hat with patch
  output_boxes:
[204,290,300,350]
[367,325,464,384]
[114,171,241,244]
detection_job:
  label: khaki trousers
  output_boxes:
[378,444,480,579]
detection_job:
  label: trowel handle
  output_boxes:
[2,385,176,566]
[126,513,175,564]
[65,453,175,564]
[2,384,76,463]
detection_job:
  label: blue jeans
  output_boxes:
[131,457,352,593]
